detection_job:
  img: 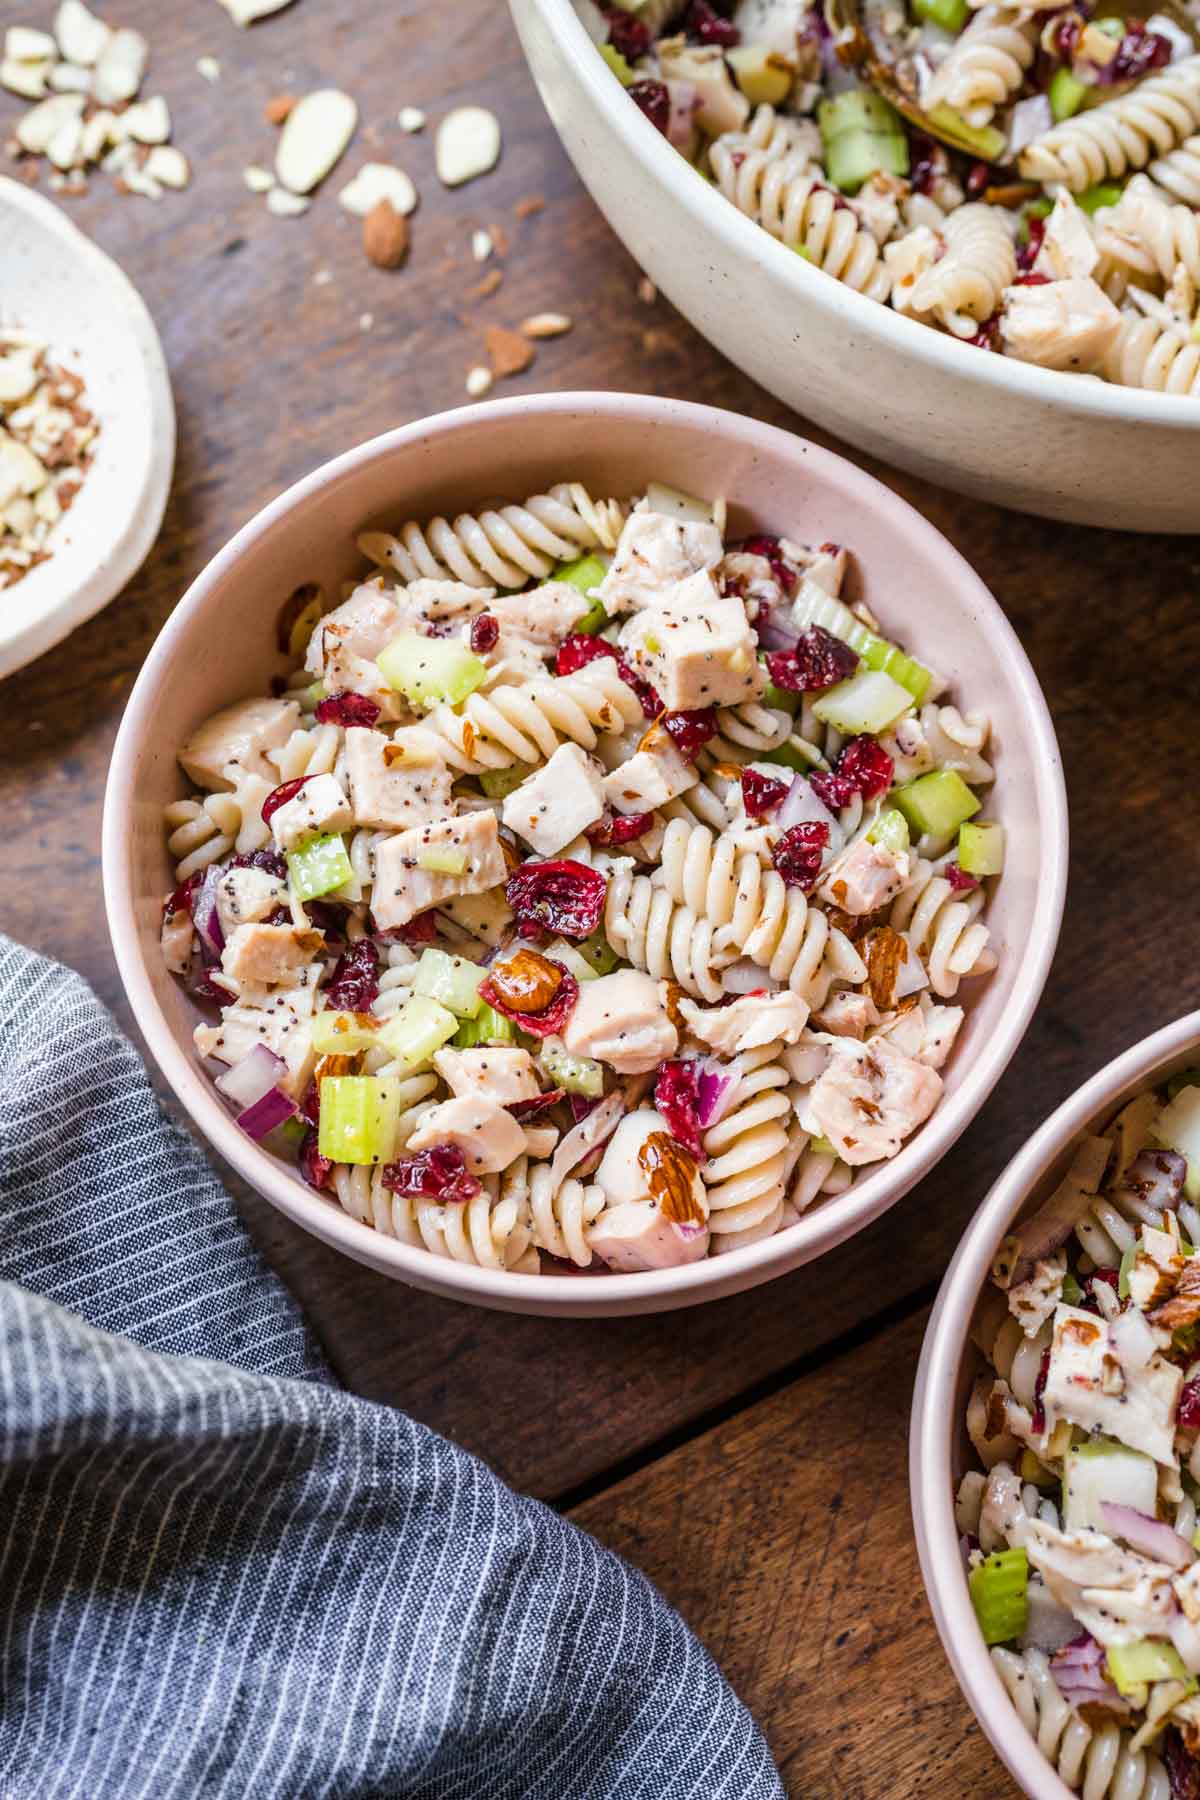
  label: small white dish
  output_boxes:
[0,176,174,679]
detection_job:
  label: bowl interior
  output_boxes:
[106,394,1065,1314]
[914,1011,1200,1797]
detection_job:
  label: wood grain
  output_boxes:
[570,1308,1015,1799]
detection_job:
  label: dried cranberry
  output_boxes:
[505,860,607,942]
[299,1080,320,1127]
[1180,1378,1200,1432]
[909,132,939,196]
[1030,1345,1052,1435]
[324,939,380,1012]
[555,633,613,677]
[965,160,993,199]
[507,1089,567,1122]
[765,626,860,694]
[163,871,201,922]
[968,314,1002,353]
[1013,271,1052,288]
[569,1094,598,1124]
[264,907,292,926]
[737,533,797,596]
[1017,213,1046,273]
[944,863,978,892]
[628,79,669,135]
[661,709,717,762]
[1053,12,1082,58]
[381,1144,482,1204]
[1165,1729,1200,1800]
[772,822,829,890]
[1107,20,1171,82]
[653,1060,705,1160]
[478,952,580,1038]
[470,613,500,654]
[314,691,381,727]
[685,0,739,45]
[586,810,655,847]
[305,900,348,941]
[261,775,312,826]
[390,909,438,947]
[604,4,651,60]
[741,768,790,818]
[189,965,228,1008]
[620,659,662,719]
[810,735,894,812]
[229,848,289,881]
[299,1128,334,1193]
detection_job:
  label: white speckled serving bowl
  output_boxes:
[511,0,1200,534]
[912,1010,1200,1796]
[0,177,174,680]
[104,392,1066,1316]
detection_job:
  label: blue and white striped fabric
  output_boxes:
[0,938,784,1800]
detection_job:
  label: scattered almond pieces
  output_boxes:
[362,198,409,269]
[398,106,425,133]
[216,0,295,24]
[435,104,500,188]
[484,325,534,380]
[339,161,416,218]
[0,331,97,591]
[520,312,571,340]
[469,268,504,300]
[274,87,357,196]
[513,193,545,219]
[465,365,493,398]
[266,185,308,216]
[264,91,296,126]
[243,163,274,193]
[471,229,493,263]
[196,55,221,82]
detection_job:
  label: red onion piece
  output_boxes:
[695,1060,734,1128]
[1008,94,1052,157]
[893,933,930,1000]
[755,612,801,652]
[776,774,842,844]
[665,79,699,150]
[236,1085,298,1140]
[720,959,774,995]
[550,1092,625,1188]
[1100,1502,1196,1569]
[192,863,226,960]
[215,1042,286,1112]
[1051,1633,1131,1714]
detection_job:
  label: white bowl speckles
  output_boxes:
[0,177,174,679]
[511,0,1200,534]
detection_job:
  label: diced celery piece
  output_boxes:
[573,597,610,635]
[377,994,458,1067]
[317,1075,405,1165]
[791,243,815,264]
[1078,181,1123,216]
[377,633,487,708]
[1049,67,1088,122]
[575,929,620,977]
[599,42,635,84]
[1167,1070,1200,1100]
[1095,14,1124,36]
[958,821,1006,877]
[818,89,905,136]
[726,43,794,107]
[925,104,1006,163]
[818,91,908,194]
[1019,1449,1057,1489]
[287,833,353,901]
[968,1548,1028,1647]
[762,678,800,715]
[912,0,968,29]
[452,1003,516,1048]
[543,939,602,983]
[540,1036,605,1098]
[418,846,467,876]
[808,1134,837,1156]
[1106,1640,1187,1696]
[1152,1085,1200,1202]
[553,551,610,600]
[1064,1439,1158,1531]
[1062,1272,1084,1305]
[811,669,912,735]
[311,1010,382,1056]
[762,739,818,774]
[412,948,485,1018]
[1119,1239,1137,1299]
[644,481,714,523]
[479,763,536,800]
[1018,197,1053,246]
[868,808,910,856]
[788,584,935,704]
[893,770,980,839]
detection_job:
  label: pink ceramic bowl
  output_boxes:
[103,392,1066,1318]
[911,1010,1200,1797]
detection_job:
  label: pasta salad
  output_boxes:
[581,0,1200,394]
[961,1075,1200,1794]
[161,477,1002,1276]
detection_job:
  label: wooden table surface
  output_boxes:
[2,2,1197,1793]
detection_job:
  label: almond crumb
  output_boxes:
[520,312,571,340]
[465,365,493,398]
[363,198,409,269]
[514,193,544,218]
[637,275,657,304]
[265,92,298,126]
[469,268,504,299]
[485,325,535,379]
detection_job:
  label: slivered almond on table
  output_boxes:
[484,326,534,380]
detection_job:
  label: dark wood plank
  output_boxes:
[569,1308,1017,1799]
[0,0,1196,1498]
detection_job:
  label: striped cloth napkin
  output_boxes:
[0,937,784,1800]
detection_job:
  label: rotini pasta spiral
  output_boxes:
[923,7,1038,129]
[702,1047,796,1244]
[266,722,342,785]
[653,819,772,941]
[715,700,794,753]
[1102,312,1200,394]
[1019,56,1200,192]
[163,770,274,881]
[423,662,643,773]
[517,1159,607,1268]
[890,858,993,997]
[1149,132,1200,207]
[604,861,724,1000]
[991,1648,1170,1799]
[358,482,624,590]
[337,1161,540,1273]
[909,204,1018,338]
[1107,175,1200,283]
[735,878,868,1004]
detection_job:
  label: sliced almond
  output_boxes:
[242,163,274,192]
[435,105,500,188]
[362,198,409,269]
[0,436,49,504]
[54,1,110,66]
[264,91,297,125]
[398,106,425,132]
[275,87,357,195]
[123,95,170,144]
[513,193,545,218]
[469,268,503,299]
[520,312,571,339]
[485,325,534,379]
[338,161,416,218]
[92,27,147,106]
[196,55,221,82]
[266,185,310,216]
[6,26,57,62]
[0,351,40,405]
[79,107,114,161]
[471,229,493,262]
[16,92,84,156]
[217,0,295,23]
[49,64,93,95]
[45,114,84,170]
[1,58,51,100]
[144,144,190,188]
[465,365,493,398]
[101,137,136,174]
[120,163,162,200]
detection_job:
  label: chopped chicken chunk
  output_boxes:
[979,1461,1028,1554]
[562,969,678,1074]
[215,865,287,937]
[589,1200,711,1271]
[489,580,589,646]
[372,811,507,930]
[1042,1302,1181,1466]
[1000,276,1121,373]
[1007,1252,1066,1338]
[597,509,724,616]
[805,1035,942,1166]
[178,697,299,793]
[406,1095,527,1173]
[194,974,318,1097]
[160,908,192,975]
[1024,1518,1178,1648]
[618,572,764,711]
[656,37,750,137]
[817,836,909,915]
[1126,1223,1185,1311]
[811,991,880,1039]
[432,1046,540,1105]
[501,742,605,855]
[345,726,453,832]
[268,772,354,853]
[1033,192,1099,283]
[590,1108,710,1270]
[220,923,324,987]
[304,581,405,677]
[679,991,810,1055]
[870,1001,964,1070]
[602,723,696,814]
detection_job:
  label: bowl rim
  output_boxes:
[525,0,1200,427]
[0,176,175,681]
[103,389,1068,1313]
[910,1007,1200,1797]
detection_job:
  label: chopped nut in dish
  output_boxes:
[0,330,96,590]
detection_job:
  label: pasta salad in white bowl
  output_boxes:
[104,394,1065,1316]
